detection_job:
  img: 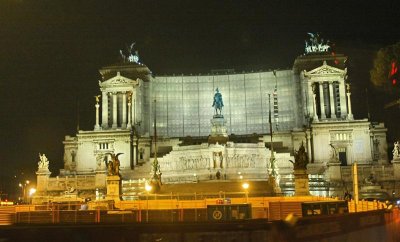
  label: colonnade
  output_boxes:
[94,91,135,130]
[311,81,353,121]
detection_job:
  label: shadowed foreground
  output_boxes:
[1,209,400,242]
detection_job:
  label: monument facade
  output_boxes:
[34,36,390,201]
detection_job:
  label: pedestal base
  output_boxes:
[392,160,400,179]
[106,175,121,202]
[209,115,228,144]
[326,160,342,181]
[392,159,400,163]
[347,114,354,120]
[294,169,310,196]
[36,169,51,194]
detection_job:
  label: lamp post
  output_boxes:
[18,180,30,204]
[242,182,249,203]
[145,183,152,222]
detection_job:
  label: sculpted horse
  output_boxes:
[212,88,224,115]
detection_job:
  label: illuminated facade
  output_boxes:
[34,42,391,201]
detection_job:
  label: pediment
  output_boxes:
[304,61,346,77]
[99,72,139,87]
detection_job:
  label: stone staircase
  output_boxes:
[120,161,153,200]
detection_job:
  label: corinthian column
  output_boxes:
[94,101,100,131]
[122,92,127,129]
[312,83,319,122]
[101,91,108,129]
[319,82,326,119]
[346,84,354,120]
[306,132,312,162]
[127,94,132,128]
[329,82,336,118]
[112,92,118,128]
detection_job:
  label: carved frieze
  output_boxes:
[304,61,346,78]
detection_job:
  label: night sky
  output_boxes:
[0,0,399,198]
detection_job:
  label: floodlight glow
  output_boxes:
[29,188,36,196]
[145,183,152,192]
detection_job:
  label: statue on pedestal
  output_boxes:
[104,153,123,202]
[290,142,309,170]
[212,88,224,116]
[104,153,123,176]
[38,153,49,171]
[290,143,310,196]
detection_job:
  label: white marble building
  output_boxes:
[35,39,390,200]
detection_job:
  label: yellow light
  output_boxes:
[29,188,36,197]
[145,183,152,192]
[242,182,249,190]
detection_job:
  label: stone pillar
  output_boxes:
[95,170,107,190]
[101,91,108,129]
[393,161,400,180]
[312,93,319,121]
[112,92,118,128]
[339,82,347,118]
[318,82,326,119]
[132,97,136,124]
[306,132,312,162]
[122,92,127,129]
[36,170,51,193]
[329,82,336,118]
[127,99,132,128]
[347,90,354,120]
[94,103,100,130]
[325,163,342,181]
[294,169,310,196]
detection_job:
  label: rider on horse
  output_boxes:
[212,88,224,115]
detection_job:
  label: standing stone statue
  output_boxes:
[212,88,224,116]
[38,153,49,171]
[105,153,123,202]
[393,141,400,160]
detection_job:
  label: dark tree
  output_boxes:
[370,42,400,93]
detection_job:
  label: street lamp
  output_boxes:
[242,182,249,203]
[18,180,30,204]
[145,183,152,222]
